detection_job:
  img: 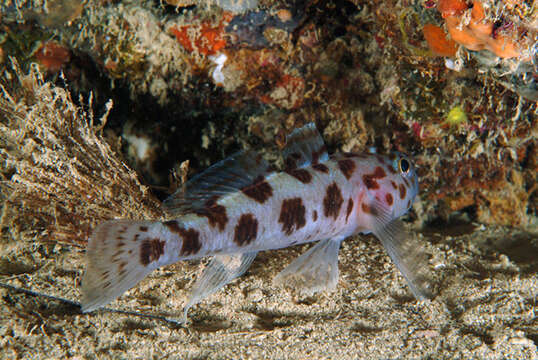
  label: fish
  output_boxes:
[81,123,432,321]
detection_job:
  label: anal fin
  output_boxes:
[183,252,257,322]
[273,238,342,296]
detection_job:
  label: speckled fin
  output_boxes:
[369,198,433,300]
[283,123,328,169]
[164,150,270,215]
[273,238,342,296]
[81,220,155,313]
[182,252,257,322]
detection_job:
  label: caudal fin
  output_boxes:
[81,220,161,312]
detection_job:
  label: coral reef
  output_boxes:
[0,0,535,236]
[364,0,537,227]
[1,0,535,227]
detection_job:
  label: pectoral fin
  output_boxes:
[273,238,342,296]
[369,199,433,300]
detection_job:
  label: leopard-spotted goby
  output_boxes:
[81,123,432,321]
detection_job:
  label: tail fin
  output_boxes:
[81,220,161,313]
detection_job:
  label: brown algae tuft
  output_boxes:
[0,63,163,247]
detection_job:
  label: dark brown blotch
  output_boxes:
[362,166,387,190]
[234,213,259,246]
[179,228,201,256]
[386,193,394,206]
[164,220,181,233]
[390,181,398,190]
[194,198,228,231]
[139,226,148,232]
[338,159,356,180]
[313,163,329,173]
[311,145,327,164]
[140,238,166,266]
[241,175,273,204]
[346,198,354,222]
[284,152,302,171]
[284,156,297,170]
[363,175,379,190]
[164,221,202,256]
[361,203,378,216]
[399,184,407,199]
[323,182,344,220]
[373,166,387,178]
[312,210,318,222]
[286,168,313,184]
[278,198,306,235]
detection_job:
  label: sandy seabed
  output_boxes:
[0,222,536,359]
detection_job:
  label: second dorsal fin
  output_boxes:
[164,150,271,215]
[283,123,328,170]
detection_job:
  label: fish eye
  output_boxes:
[399,158,410,173]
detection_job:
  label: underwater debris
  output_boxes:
[0,64,163,246]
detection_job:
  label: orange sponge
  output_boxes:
[437,0,469,18]
[423,24,458,56]
[443,1,520,58]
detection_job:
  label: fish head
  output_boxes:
[361,152,419,219]
[387,152,419,217]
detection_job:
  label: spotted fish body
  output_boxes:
[82,124,431,318]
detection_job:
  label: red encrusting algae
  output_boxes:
[35,41,71,72]
[170,13,233,56]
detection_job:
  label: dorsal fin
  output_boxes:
[283,123,328,170]
[164,150,271,215]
